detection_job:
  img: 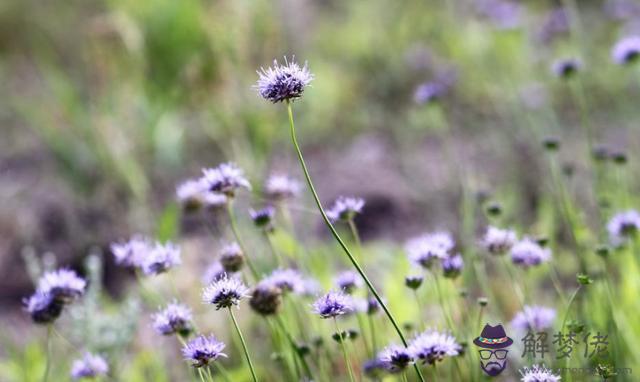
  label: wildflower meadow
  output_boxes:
[2,1,640,381]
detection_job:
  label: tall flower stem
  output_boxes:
[226,202,259,280]
[333,318,355,382]
[42,324,53,382]
[286,102,425,382]
[273,315,313,378]
[228,308,258,382]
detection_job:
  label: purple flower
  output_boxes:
[110,236,151,268]
[408,329,461,365]
[363,358,386,378]
[201,162,251,197]
[405,232,453,268]
[38,268,86,303]
[202,261,227,285]
[176,179,208,210]
[519,364,561,382]
[312,290,353,318]
[551,58,582,78]
[152,302,193,336]
[612,36,640,64]
[607,209,640,245]
[202,275,250,310]
[405,274,424,290]
[414,81,446,104]
[263,268,305,294]
[255,57,314,103]
[265,174,301,200]
[442,254,464,279]
[182,335,227,368]
[481,226,517,255]
[23,291,63,324]
[141,242,181,276]
[326,196,365,222]
[219,242,245,273]
[511,305,556,332]
[510,238,551,268]
[249,206,275,228]
[378,344,414,373]
[249,281,283,316]
[70,353,109,380]
[334,270,363,294]
[476,0,523,30]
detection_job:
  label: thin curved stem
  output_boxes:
[286,101,425,381]
[226,202,259,279]
[228,309,258,382]
[42,324,53,382]
[333,318,355,382]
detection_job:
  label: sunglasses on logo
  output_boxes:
[478,349,508,360]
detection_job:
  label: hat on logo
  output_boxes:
[473,324,513,349]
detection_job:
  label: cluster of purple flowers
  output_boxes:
[405,231,464,277]
[326,196,365,223]
[70,352,109,380]
[312,290,354,318]
[607,209,640,246]
[481,226,518,255]
[182,334,227,368]
[510,238,552,268]
[511,305,556,332]
[255,57,314,103]
[152,301,193,336]
[24,268,86,324]
[110,236,181,276]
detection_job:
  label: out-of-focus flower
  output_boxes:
[263,268,305,294]
[152,301,193,336]
[312,290,353,318]
[605,0,640,21]
[219,242,245,273]
[264,174,301,200]
[405,274,424,290]
[71,353,109,380]
[249,281,283,316]
[202,275,250,310]
[442,254,464,279]
[510,238,551,268]
[201,163,251,197]
[363,358,387,379]
[378,344,414,373]
[202,261,228,285]
[249,206,275,229]
[334,270,363,294]
[551,58,582,78]
[255,57,313,103]
[110,236,151,268]
[511,305,556,332]
[607,210,640,245]
[24,291,63,324]
[482,226,517,255]
[405,232,454,268]
[182,335,227,368]
[537,8,569,43]
[176,179,208,211]
[141,242,181,276]
[326,196,365,223]
[611,35,640,64]
[38,268,86,303]
[414,81,446,104]
[409,329,461,365]
[519,364,561,382]
[476,0,523,30]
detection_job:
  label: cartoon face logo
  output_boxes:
[473,324,513,377]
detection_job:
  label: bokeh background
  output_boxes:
[1,0,640,380]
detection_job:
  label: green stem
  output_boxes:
[368,314,377,356]
[264,232,284,267]
[333,318,355,382]
[42,325,53,382]
[228,309,258,382]
[226,202,259,279]
[286,101,424,382]
[274,315,313,379]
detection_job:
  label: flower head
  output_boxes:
[511,305,556,332]
[201,163,251,197]
[442,254,464,279]
[265,174,301,200]
[176,179,208,211]
[551,58,582,78]
[182,335,227,368]
[202,261,227,285]
[334,270,363,294]
[482,226,517,255]
[510,238,551,268]
[256,57,313,103]
[249,206,275,229]
[23,291,63,324]
[202,275,250,310]
[312,290,353,318]
[249,281,283,316]
[38,268,86,303]
[612,35,640,64]
[152,301,193,336]
[326,196,365,222]
[414,81,447,104]
[607,209,640,245]
[378,344,414,373]
[519,364,561,382]
[141,242,181,276]
[110,236,151,268]
[263,268,305,294]
[71,353,109,380]
[408,329,461,365]
[405,232,453,268]
[405,274,424,290]
[219,242,245,273]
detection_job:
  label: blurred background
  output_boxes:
[1,0,640,379]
